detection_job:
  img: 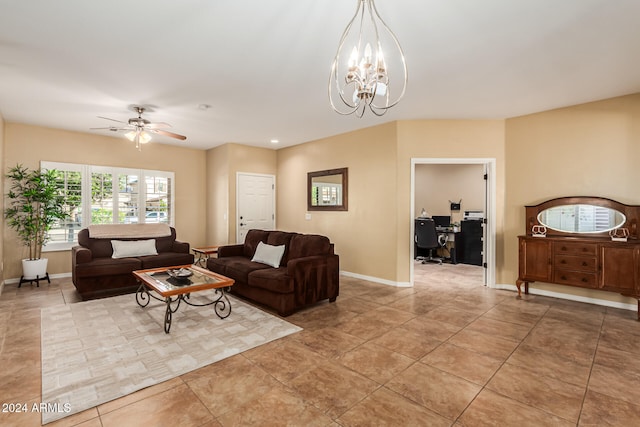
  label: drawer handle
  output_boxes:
[581,278,588,283]
[561,276,567,280]
[561,247,567,251]
[582,262,588,266]
[560,260,567,264]
[582,248,588,252]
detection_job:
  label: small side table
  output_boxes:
[192,246,220,267]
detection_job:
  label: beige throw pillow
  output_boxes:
[111,239,158,259]
[251,241,285,268]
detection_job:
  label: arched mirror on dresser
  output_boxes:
[517,196,640,320]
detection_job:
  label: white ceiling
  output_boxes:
[1,0,640,151]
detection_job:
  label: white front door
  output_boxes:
[236,173,275,243]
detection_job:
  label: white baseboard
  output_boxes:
[340,271,411,288]
[3,272,72,285]
[494,283,638,313]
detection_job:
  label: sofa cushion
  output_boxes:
[81,233,114,258]
[217,256,271,283]
[266,231,297,266]
[207,257,228,276]
[243,230,270,258]
[77,227,179,257]
[74,257,142,278]
[155,228,178,252]
[288,234,331,259]
[251,242,286,268]
[111,239,158,259]
[139,252,194,269]
[248,268,293,293]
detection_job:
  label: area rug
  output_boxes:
[40,291,302,424]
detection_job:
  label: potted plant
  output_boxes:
[4,164,68,282]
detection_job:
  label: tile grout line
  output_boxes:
[575,310,606,426]
[451,297,554,424]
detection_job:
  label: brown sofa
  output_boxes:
[72,226,194,300]
[207,229,339,316]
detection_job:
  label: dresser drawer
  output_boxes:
[554,255,597,272]
[554,242,596,256]
[554,270,598,288]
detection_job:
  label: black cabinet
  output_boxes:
[461,220,483,266]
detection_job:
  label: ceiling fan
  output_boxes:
[91,106,187,150]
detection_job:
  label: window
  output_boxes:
[48,165,83,245]
[41,162,175,251]
[91,170,114,224]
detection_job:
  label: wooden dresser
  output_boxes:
[516,197,640,319]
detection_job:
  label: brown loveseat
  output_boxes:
[207,229,339,316]
[72,225,194,300]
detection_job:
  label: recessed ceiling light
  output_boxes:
[270,139,279,144]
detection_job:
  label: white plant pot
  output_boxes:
[22,258,48,280]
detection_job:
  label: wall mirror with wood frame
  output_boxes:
[307,168,348,211]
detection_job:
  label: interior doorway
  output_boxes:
[410,158,496,288]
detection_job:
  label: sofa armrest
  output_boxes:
[72,246,93,264]
[218,244,245,258]
[172,240,190,254]
[287,254,339,306]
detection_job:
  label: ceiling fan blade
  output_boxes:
[90,126,128,131]
[97,116,127,124]
[146,122,171,129]
[150,129,187,140]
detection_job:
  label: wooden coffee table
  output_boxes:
[133,264,235,333]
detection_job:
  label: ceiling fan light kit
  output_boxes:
[92,106,186,151]
[329,0,407,117]
[125,129,152,150]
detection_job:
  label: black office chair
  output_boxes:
[415,219,443,265]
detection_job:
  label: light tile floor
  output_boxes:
[1,263,640,426]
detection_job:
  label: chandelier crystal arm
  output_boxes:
[328,0,407,117]
[329,6,361,114]
[369,0,407,110]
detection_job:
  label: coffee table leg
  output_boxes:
[213,289,232,319]
[164,299,173,333]
[163,296,184,333]
[136,284,151,307]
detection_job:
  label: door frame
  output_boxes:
[410,158,496,288]
[235,172,276,243]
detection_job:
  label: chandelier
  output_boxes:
[329,0,407,117]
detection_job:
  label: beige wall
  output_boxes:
[0,112,4,285]
[206,144,231,245]
[277,123,399,281]
[396,120,507,284]
[3,123,207,279]
[505,93,640,305]
[206,143,277,246]
[415,164,485,224]
[276,120,505,285]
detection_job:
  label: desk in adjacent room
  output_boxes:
[414,220,483,265]
[437,228,464,264]
[414,221,463,264]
